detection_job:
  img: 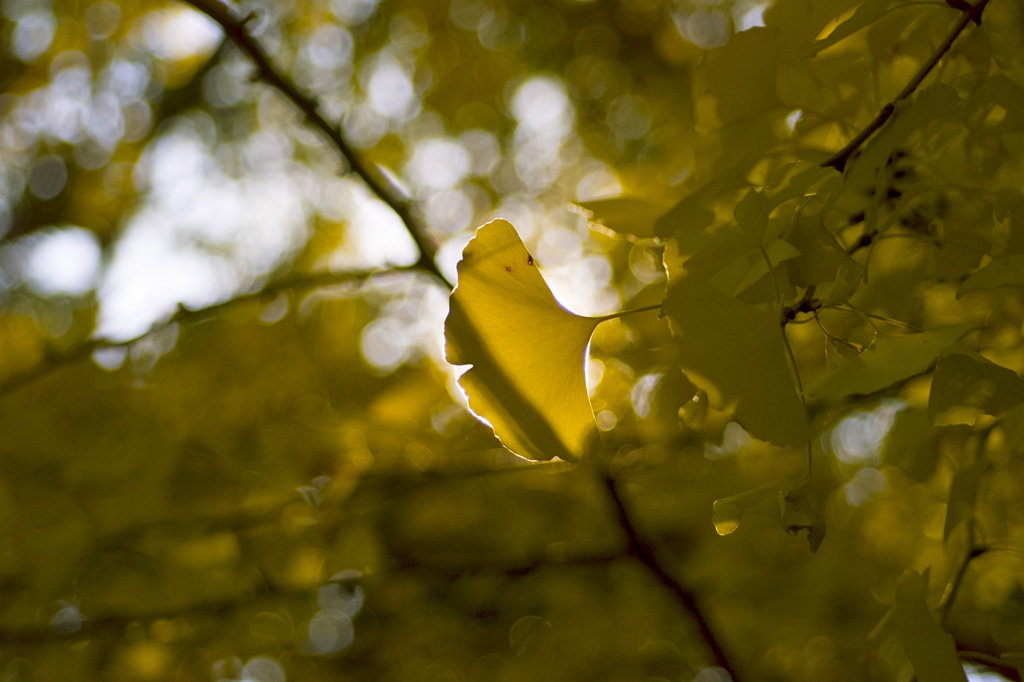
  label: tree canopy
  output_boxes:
[2,0,1024,680]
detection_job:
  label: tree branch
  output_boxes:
[0,579,302,645]
[0,267,409,399]
[822,0,993,172]
[178,0,451,288]
[599,472,742,681]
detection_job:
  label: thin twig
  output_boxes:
[180,0,451,288]
[599,471,741,681]
[822,0,993,172]
[0,267,409,398]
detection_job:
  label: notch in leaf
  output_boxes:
[444,220,604,462]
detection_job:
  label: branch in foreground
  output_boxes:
[600,472,742,682]
[0,267,409,399]
[179,0,451,288]
[822,0,993,172]
[0,580,301,645]
[0,543,624,645]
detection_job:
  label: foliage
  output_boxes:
[2,0,1024,680]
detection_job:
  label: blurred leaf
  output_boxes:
[734,190,771,244]
[577,197,673,241]
[664,275,808,446]
[958,255,1024,298]
[785,216,857,288]
[804,0,889,58]
[929,350,1024,426]
[712,474,830,552]
[891,569,968,682]
[880,407,939,481]
[944,456,986,540]
[809,325,974,401]
[445,220,601,461]
[818,260,865,308]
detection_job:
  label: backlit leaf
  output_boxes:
[445,220,602,462]
[809,325,974,402]
[665,275,808,446]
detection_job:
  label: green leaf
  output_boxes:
[999,403,1024,457]
[664,276,808,446]
[891,569,968,682]
[880,407,939,481]
[732,239,801,297]
[682,229,753,280]
[944,456,985,540]
[577,197,673,241]
[785,215,857,288]
[957,255,1024,298]
[848,85,961,183]
[803,0,889,58]
[929,350,1024,426]
[809,325,974,402]
[445,220,602,462]
[818,259,865,308]
[713,482,793,536]
[654,164,750,242]
[735,190,770,244]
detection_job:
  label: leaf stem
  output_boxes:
[821,0,993,172]
[594,303,664,322]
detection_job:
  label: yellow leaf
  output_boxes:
[445,220,602,462]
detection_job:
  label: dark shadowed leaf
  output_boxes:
[891,570,968,682]
[665,275,808,446]
[929,350,1024,426]
[809,326,974,402]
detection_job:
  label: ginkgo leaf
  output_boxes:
[785,215,856,288]
[712,444,836,552]
[944,456,985,540]
[957,255,1024,298]
[712,478,827,552]
[891,570,968,682]
[929,350,1024,426]
[664,275,808,446]
[803,0,888,58]
[576,196,673,241]
[880,407,939,481]
[445,220,602,462]
[809,325,974,402]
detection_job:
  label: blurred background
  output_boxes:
[2,0,1024,680]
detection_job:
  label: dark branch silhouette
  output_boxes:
[600,472,742,681]
[181,0,451,288]
[822,0,993,172]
